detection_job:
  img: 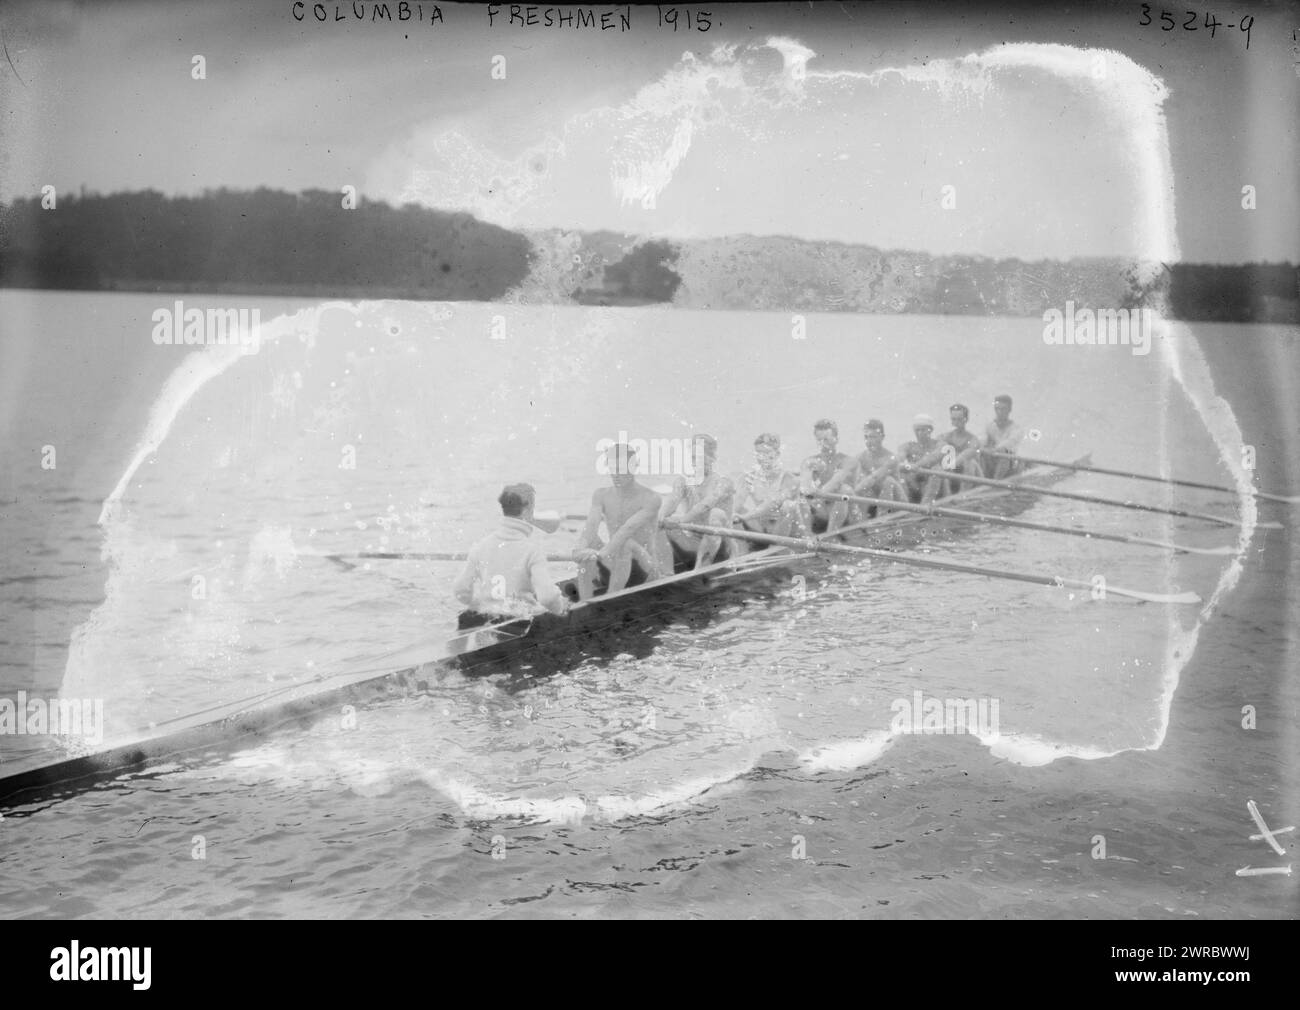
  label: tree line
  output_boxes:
[0,188,533,300]
[1,189,1294,322]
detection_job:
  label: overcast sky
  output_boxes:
[1,0,1294,262]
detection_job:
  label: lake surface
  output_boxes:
[0,290,1294,918]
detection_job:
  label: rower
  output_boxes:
[452,483,570,628]
[936,403,985,497]
[823,419,908,514]
[982,393,1025,479]
[797,419,853,533]
[661,433,737,568]
[895,414,945,503]
[734,433,802,539]
[572,443,665,599]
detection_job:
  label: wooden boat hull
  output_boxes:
[0,458,1082,808]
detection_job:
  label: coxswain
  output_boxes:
[452,483,570,628]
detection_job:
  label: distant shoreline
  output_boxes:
[3,189,1296,323]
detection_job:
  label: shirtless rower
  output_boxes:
[734,433,801,539]
[981,393,1025,479]
[798,419,853,534]
[661,434,737,568]
[899,407,983,502]
[572,443,665,599]
[934,403,985,497]
[822,419,908,517]
[895,414,946,503]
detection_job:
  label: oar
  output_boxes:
[984,451,1300,505]
[808,490,1234,556]
[907,467,1280,531]
[314,508,589,568]
[664,521,1200,605]
[311,550,575,564]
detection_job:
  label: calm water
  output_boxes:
[0,290,1294,918]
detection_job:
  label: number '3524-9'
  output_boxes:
[1138,6,1254,48]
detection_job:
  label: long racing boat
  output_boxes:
[0,456,1086,808]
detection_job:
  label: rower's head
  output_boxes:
[605,443,639,487]
[993,394,1013,423]
[863,419,885,450]
[498,482,536,522]
[691,433,718,475]
[813,419,838,452]
[912,414,935,440]
[949,403,970,432]
[753,432,781,469]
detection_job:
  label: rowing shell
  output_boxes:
[0,457,1082,809]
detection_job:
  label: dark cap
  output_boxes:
[863,418,885,433]
[994,394,1013,407]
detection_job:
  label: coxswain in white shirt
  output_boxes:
[452,483,570,628]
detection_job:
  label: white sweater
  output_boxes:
[451,516,566,616]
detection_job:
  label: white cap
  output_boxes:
[912,413,935,429]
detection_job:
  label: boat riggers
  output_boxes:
[662,520,1202,605]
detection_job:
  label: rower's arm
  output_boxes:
[820,460,858,496]
[658,476,686,520]
[856,455,897,490]
[527,548,568,615]
[952,439,980,466]
[733,476,756,516]
[574,491,605,553]
[797,458,816,494]
[914,446,945,469]
[682,475,734,522]
[985,423,1024,454]
[740,476,791,520]
[607,498,660,554]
